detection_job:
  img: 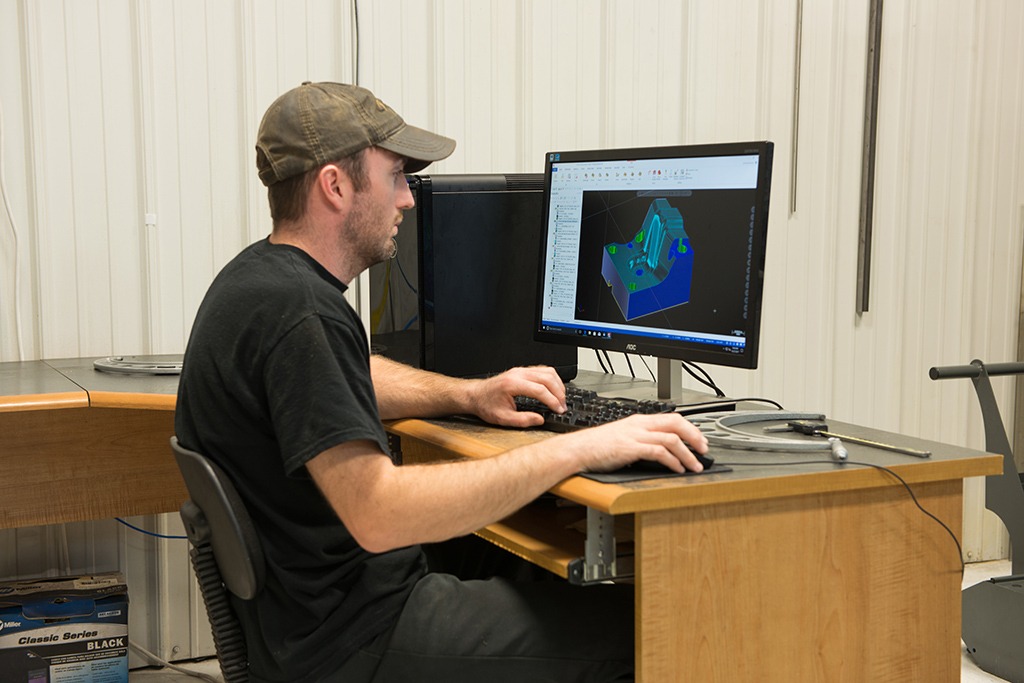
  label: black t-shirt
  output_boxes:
[175,239,425,682]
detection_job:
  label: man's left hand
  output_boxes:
[467,366,566,428]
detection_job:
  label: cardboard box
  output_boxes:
[0,572,128,683]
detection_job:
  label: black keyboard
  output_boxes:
[514,386,677,433]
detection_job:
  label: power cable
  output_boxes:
[0,97,26,360]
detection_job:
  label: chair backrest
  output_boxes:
[171,436,265,599]
[171,436,265,683]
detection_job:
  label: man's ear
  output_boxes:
[317,164,348,209]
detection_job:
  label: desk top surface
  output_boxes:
[0,356,178,412]
[0,360,89,410]
[385,371,1004,513]
[1,360,1002,513]
[387,413,1002,514]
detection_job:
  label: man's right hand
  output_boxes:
[552,412,710,474]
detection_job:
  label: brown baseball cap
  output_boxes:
[255,82,456,186]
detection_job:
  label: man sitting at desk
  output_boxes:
[175,81,710,683]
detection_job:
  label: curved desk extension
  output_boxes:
[0,358,182,529]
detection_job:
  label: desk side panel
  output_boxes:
[0,407,185,528]
[636,479,963,682]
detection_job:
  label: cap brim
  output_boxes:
[377,124,456,173]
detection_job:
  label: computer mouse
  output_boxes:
[625,451,715,474]
[694,452,716,470]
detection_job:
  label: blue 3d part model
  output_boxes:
[600,198,694,321]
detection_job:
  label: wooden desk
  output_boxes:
[0,361,1003,680]
[0,357,183,529]
[387,409,1001,682]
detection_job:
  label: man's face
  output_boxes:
[343,147,415,270]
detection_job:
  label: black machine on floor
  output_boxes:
[930,360,1024,683]
[368,173,578,381]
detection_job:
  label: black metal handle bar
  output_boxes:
[929,360,1024,380]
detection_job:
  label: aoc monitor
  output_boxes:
[534,141,774,370]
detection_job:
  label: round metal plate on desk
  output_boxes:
[93,355,183,375]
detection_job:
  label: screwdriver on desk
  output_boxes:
[764,420,932,458]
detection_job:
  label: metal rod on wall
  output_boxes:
[789,0,803,215]
[1015,205,1024,474]
[856,0,884,314]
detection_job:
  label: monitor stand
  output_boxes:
[656,358,738,414]
[657,358,681,400]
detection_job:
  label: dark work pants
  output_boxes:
[329,535,635,683]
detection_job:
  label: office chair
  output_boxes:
[171,436,265,683]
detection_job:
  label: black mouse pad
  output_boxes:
[582,463,731,484]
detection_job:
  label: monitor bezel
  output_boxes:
[533,140,774,370]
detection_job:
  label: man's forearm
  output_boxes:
[307,434,584,552]
[370,354,476,419]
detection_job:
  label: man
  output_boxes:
[175,81,709,682]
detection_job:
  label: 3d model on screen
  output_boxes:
[600,198,694,320]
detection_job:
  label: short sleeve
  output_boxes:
[263,313,389,474]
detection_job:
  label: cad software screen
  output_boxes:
[535,142,773,369]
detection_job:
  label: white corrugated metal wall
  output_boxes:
[1,0,1023,661]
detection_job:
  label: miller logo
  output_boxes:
[0,620,23,631]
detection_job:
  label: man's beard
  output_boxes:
[345,192,401,268]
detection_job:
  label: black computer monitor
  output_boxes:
[369,174,578,380]
[534,141,774,371]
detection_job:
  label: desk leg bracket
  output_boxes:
[568,508,633,585]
